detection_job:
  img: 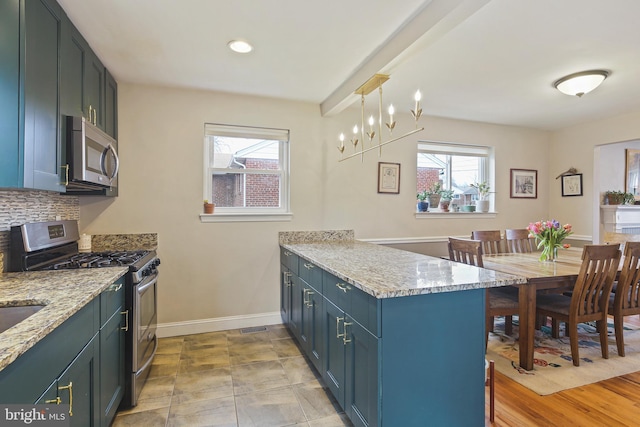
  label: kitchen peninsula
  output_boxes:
[279,230,525,426]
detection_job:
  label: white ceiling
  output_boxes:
[58,0,640,131]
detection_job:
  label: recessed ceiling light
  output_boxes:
[228,40,253,54]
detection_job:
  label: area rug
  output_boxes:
[486,318,640,395]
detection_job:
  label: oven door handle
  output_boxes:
[137,275,158,294]
[136,334,158,375]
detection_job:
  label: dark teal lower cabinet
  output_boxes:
[36,335,100,427]
[280,246,486,426]
[323,300,346,405]
[0,278,126,427]
[99,280,126,427]
[345,319,378,427]
[280,267,292,324]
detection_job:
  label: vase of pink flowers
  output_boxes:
[527,220,573,261]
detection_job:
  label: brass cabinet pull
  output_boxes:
[303,289,314,307]
[93,108,97,126]
[121,310,129,331]
[283,272,292,287]
[61,164,69,186]
[284,251,292,256]
[58,382,73,416]
[343,322,352,345]
[45,397,61,404]
[303,263,314,270]
[336,317,344,339]
[110,283,122,292]
[336,283,350,293]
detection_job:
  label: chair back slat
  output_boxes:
[615,242,640,311]
[448,237,483,268]
[471,230,505,255]
[572,244,621,318]
[505,228,536,253]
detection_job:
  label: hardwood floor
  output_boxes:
[485,315,640,426]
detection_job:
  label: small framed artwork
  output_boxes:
[510,168,537,199]
[561,173,583,197]
[378,162,400,194]
[625,149,640,201]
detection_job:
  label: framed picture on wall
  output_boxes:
[625,149,640,201]
[561,173,583,197]
[378,162,400,194]
[510,168,537,198]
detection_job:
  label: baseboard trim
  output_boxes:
[156,311,283,338]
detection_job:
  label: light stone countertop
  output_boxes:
[282,240,527,298]
[0,267,128,372]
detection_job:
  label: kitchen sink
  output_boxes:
[0,302,46,334]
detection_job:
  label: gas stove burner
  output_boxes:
[42,250,151,270]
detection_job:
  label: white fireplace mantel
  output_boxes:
[600,205,640,234]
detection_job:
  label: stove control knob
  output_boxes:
[154,259,161,267]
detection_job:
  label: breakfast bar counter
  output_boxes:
[279,230,525,427]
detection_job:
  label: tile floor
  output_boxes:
[112,324,353,427]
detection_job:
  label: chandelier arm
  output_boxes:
[378,85,383,156]
[338,128,424,162]
[361,94,365,162]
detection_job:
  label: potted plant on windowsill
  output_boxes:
[416,191,429,212]
[425,182,442,209]
[471,182,491,213]
[204,200,215,214]
[439,189,454,212]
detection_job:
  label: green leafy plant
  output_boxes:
[470,182,490,201]
[417,191,428,201]
[440,189,455,200]
[604,190,634,205]
[425,181,442,196]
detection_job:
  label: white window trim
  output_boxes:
[202,123,292,222]
[417,140,495,213]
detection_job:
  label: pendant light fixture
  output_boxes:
[554,70,609,97]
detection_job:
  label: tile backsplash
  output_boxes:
[0,190,80,271]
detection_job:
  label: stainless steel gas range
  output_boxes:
[9,220,159,408]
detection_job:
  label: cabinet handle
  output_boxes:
[336,316,345,339]
[336,283,350,293]
[284,251,292,256]
[45,397,61,405]
[93,108,97,126]
[303,288,314,307]
[60,164,69,186]
[58,382,73,416]
[303,263,314,270]
[283,271,292,287]
[121,310,129,331]
[110,283,123,292]
[343,322,352,345]
[88,105,93,122]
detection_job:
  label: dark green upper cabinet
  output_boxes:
[0,0,65,192]
[105,70,118,139]
[61,14,114,137]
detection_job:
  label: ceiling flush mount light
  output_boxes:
[554,70,609,97]
[337,74,424,162]
[227,40,253,54]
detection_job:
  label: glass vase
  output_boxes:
[540,243,558,262]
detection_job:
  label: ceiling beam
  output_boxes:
[320,0,492,117]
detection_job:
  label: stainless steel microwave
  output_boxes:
[66,116,119,191]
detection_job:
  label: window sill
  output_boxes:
[415,211,497,219]
[200,212,293,223]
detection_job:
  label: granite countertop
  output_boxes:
[0,267,128,372]
[281,240,526,298]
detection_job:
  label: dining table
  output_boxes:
[482,247,587,371]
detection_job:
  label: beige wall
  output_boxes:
[549,110,640,243]
[79,83,557,334]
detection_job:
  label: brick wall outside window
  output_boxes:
[211,158,279,207]
[417,167,441,193]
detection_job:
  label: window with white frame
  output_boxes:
[204,124,290,215]
[417,141,493,210]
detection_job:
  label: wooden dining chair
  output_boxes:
[471,230,505,255]
[505,228,536,253]
[536,244,621,366]
[448,238,519,344]
[610,241,640,357]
